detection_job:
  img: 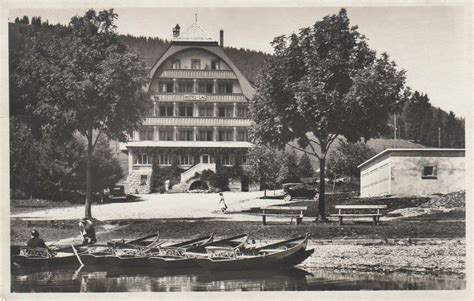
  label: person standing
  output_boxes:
[27,230,48,249]
[78,218,97,244]
[219,192,228,214]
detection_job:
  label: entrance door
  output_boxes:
[241,176,249,192]
[201,154,210,164]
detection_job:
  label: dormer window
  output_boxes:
[191,59,201,70]
[171,60,181,69]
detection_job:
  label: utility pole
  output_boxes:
[438,127,441,148]
[393,113,397,148]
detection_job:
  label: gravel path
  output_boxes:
[10,191,286,221]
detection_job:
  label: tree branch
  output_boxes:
[286,143,321,160]
[322,134,339,159]
[92,128,103,150]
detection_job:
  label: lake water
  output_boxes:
[11,264,465,292]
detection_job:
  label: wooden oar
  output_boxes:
[71,244,84,266]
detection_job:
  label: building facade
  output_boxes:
[121,22,256,194]
[358,148,465,197]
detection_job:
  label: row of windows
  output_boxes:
[171,59,220,70]
[158,80,233,94]
[137,127,248,142]
[156,104,249,118]
[134,153,247,166]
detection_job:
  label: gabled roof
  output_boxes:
[148,45,255,100]
[173,22,214,42]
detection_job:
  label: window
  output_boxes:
[158,154,171,165]
[221,154,233,166]
[241,154,247,164]
[197,128,214,141]
[178,128,194,141]
[180,154,194,165]
[218,129,233,141]
[217,105,234,117]
[198,105,214,117]
[158,104,174,117]
[139,127,154,141]
[178,104,194,117]
[236,106,249,118]
[158,128,174,141]
[191,59,201,70]
[236,129,248,141]
[422,165,437,179]
[171,60,181,69]
[196,80,214,93]
[211,60,220,70]
[177,80,194,93]
[140,175,148,186]
[135,154,150,165]
[217,82,233,94]
[159,81,174,93]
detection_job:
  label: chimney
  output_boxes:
[173,24,181,38]
[219,29,224,47]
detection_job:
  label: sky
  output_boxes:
[8,5,472,118]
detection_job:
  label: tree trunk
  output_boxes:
[317,157,327,222]
[85,132,93,218]
[264,188,267,199]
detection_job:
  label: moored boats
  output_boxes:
[194,234,312,270]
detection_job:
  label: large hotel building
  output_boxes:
[121,22,256,193]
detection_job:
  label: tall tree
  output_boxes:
[247,145,282,198]
[405,91,431,143]
[250,9,408,221]
[298,153,315,178]
[10,9,149,218]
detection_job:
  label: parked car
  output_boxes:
[282,183,318,202]
[105,185,127,202]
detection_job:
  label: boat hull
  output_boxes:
[12,253,79,267]
[195,236,310,271]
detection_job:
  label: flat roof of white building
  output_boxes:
[358,148,465,169]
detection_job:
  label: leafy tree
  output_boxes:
[405,91,431,143]
[298,153,315,178]
[9,9,149,218]
[21,16,29,24]
[280,150,300,182]
[250,9,408,220]
[327,139,376,186]
[247,145,282,198]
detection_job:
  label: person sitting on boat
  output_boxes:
[78,218,97,244]
[27,230,48,249]
[219,192,228,214]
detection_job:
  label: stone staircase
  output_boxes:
[180,163,216,183]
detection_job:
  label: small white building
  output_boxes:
[358,148,465,197]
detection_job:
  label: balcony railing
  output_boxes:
[159,69,237,79]
[143,117,251,127]
[151,93,247,102]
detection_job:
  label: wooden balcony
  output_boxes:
[151,93,248,103]
[159,69,237,79]
[143,117,252,127]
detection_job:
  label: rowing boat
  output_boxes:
[147,233,246,269]
[11,248,81,267]
[194,234,312,270]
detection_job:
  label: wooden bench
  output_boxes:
[261,206,307,225]
[333,205,387,225]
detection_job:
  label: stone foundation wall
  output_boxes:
[127,171,152,194]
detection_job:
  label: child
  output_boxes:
[219,192,228,214]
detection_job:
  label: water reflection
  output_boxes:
[11,264,465,292]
